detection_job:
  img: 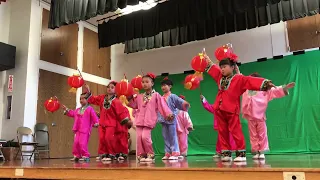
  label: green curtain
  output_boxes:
[151,50,320,155]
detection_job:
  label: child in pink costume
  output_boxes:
[200,94,236,158]
[128,73,173,162]
[176,95,193,157]
[62,93,99,162]
[241,72,295,159]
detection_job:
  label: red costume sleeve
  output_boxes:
[113,99,130,125]
[239,75,271,92]
[206,64,223,84]
[127,94,138,109]
[87,94,105,106]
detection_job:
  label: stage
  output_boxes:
[0,154,319,180]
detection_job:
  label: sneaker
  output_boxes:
[74,157,80,162]
[258,154,265,159]
[70,156,77,161]
[234,151,246,162]
[102,154,113,161]
[169,152,179,160]
[83,157,90,162]
[118,153,127,161]
[178,156,184,159]
[96,156,101,161]
[168,156,178,160]
[145,154,155,162]
[162,153,170,160]
[137,155,146,162]
[221,151,232,162]
[252,154,259,159]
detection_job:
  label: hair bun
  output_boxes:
[147,72,156,79]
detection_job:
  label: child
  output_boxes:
[176,95,193,157]
[241,72,295,159]
[200,94,236,158]
[203,49,275,162]
[84,81,132,161]
[158,78,190,160]
[62,93,99,162]
[127,73,173,162]
[115,104,133,161]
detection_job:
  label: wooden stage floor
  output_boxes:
[0,154,320,180]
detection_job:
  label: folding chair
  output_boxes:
[0,140,5,161]
[15,127,40,160]
[34,123,50,159]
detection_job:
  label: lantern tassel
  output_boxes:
[184,82,192,90]
[119,95,129,105]
[193,71,203,81]
[134,88,140,94]
[69,87,77,93]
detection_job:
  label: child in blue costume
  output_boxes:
[158,77,190,160]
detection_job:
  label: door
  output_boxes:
[287,15,319,51]
[37,70,76,158]
[83,27,111,79]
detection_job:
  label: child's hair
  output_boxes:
[80,92,87,96]
[219,58,236,67]
[161,77,173,86]
[250,72,261,77]
[142,73,156,83]
[107,81,117,87]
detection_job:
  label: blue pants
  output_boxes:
[162,123,180,154]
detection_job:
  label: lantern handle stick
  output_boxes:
[140,69,144,76]
[198,83,202,95]
[77,67,84,79]
[124,73,127,79]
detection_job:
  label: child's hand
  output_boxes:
[166,114,174,121]
[286,82,295,89]
[62,105,67,110]
[267,82,276,90]
[126,120,133,128]
[200,94,204,101]
[187,127,193,131]
[93,123,99,127]
[83,84,90,93]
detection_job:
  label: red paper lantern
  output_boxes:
[130,75,143,92]
[44,96,60,113]
[184,75,200,90]
[191,53,208,72]
[116,76,134,105]
[214,45,233,61]
[68,74,84,93]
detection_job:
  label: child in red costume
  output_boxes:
[203,48,275,162]
[115,105,132,161]
[84,81,132,161]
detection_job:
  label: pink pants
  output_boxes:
[177,132,188,155]
[248,119,269,153]
[73,131,90,158]
[136,126,154,156]
[216,132,236,153]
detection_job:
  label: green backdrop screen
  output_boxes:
[151,50,320,155]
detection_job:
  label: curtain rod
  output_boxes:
[96,0,165,22]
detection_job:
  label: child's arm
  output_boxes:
[84,84,104,106]
[127,94,138,109]
[200,95,215,114]
[62,105,75,117]
[155,93,173,120]
[267,82,295,101]
[172,94,190,111]
[113,99,130,125]
[183,112,193,131]
[239,75,275,92]
[204,54,223,84]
